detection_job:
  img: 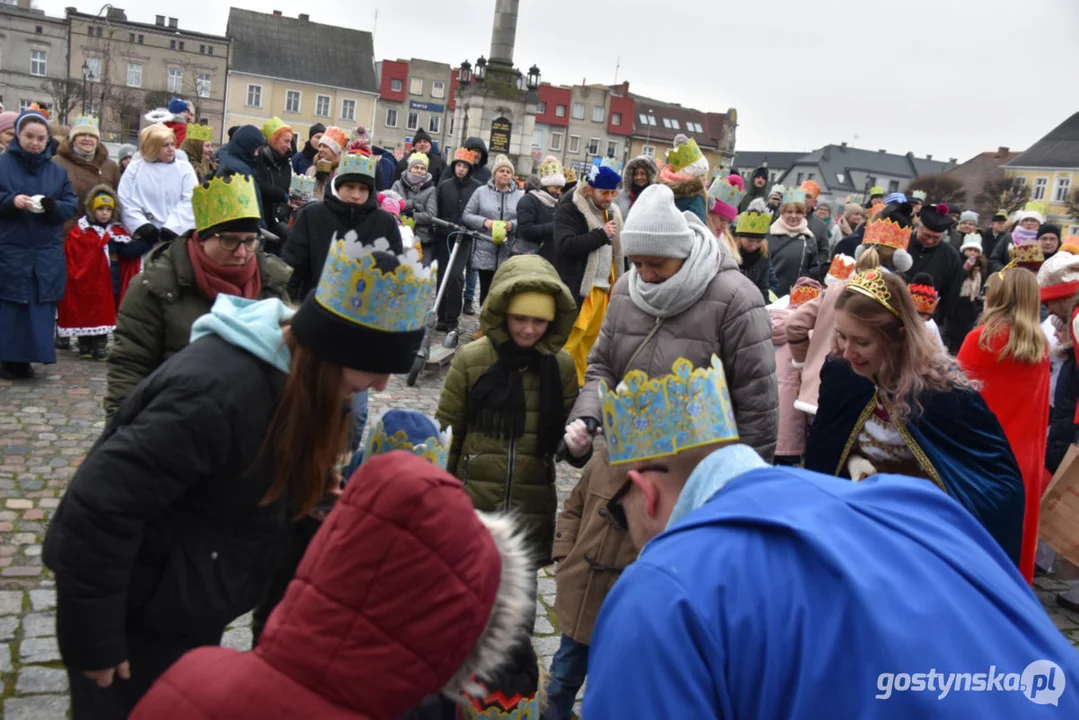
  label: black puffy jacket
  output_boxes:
[435,170,480,242]
[516,187,558,260]
[43,334,289,673]
[255,145,294,230]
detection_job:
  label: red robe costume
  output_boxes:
[57,217,121,337]
[958,326,1050,583]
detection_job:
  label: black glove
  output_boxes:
[39,197,56,213]
[159,227,178,243]
[134,224,159,243]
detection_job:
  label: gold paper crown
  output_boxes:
[1010,242,1044,265]
[564,166,577,183]
[185,123,212,142]
[790,284,822,306]
[261,116,291,141]
[665,138,703,173]
[338,152,380,179]
[908,283,939,316]
[827,254,856,281]
[191,174,261,233]
[362,410,452,469]
[911,190,928,202]
[846,269,899,317]
[599,355,739,466]
[539,159,563,179]
[862,218,912,251]
[869,186,885,197]
[734,209,772,237]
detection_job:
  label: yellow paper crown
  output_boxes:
[665,138,703,173]
[261,116,291,141]
[362,410,452,468]
[191,174,261,233]
[564,166,577,183]
[1024,200,1047,217]
[599,355,739,466]
[734,209,772,237]
[846,269,899,317]
[869,186,885,197]
[862,218,912,251]
[185,123,213,142]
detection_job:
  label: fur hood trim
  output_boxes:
[665,177,706,200]
[624,155,658,184]
[443,510,535,700]
[84,183,122,217]
[58,138,111,168]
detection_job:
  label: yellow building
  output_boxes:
[1004,112,1079,237]
[224,9,378,143]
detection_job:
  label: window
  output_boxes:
[407,111,419,131]
[692,122,705,133]
[867,176,877,188]
[836,172,845,183]
[19,99,32,112]
[568,135,581,154]
[550,132,563,152]
[808,173,817,181]
[126,62,142,88]
[671,119,680,130]
[96,27,103,37]
[315,94,331,118]
[129,32,135,42]
[85,56,101,81]
[555,104,566,118]
[592,106,605,123]
[642,145,655,158]
[428,115,441,134]
[208,46,214,55]
[385,107,399,127]
[796,172,804,185]
[448,115,454,137]
[770,172,778,182]
[391,78,403,93]
[888,180,900,193]
[432,80,446,99]
[1033,177,1048,201]
[1056,177,1072,203]
[587,138,600,155]
[571,103,585,120]
[647,114,656,126]
[30,50,46,76]
[661,118,672,129]
[639,113,649,125]
[537,101,546,115]
[200,44,206,54]
[341,98,356,122]
[137,34,144,44]
[196,74,211,98]
[35,25,42,34]
[409,78,423,96]
[168,68,183,93]
[246,84,262,108]
[612,112,622,126]
[285,90,301,114]
[170,39,176,50]
[178,41,185,51]
[1014,176,1027,188]
[606,140,618,157]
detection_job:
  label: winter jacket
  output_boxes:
[983,228,1008,259]
[665,177,708,223]
[51,139,120,233]
[282,193,403,299]
[105,238,292,419]
[832,221,865,259]
[0,135,78,306]
[255,145,294,230]
[552,449,639,645]
[613,155,658,220]
[117,154,198,238]
[570,247,779,461]
[393,146,446,187]
[738,166,770,212]
[769,306,808,457]
[739,248,771,303]
[988,232,1018,274]
[464,137,491,185]
[436,256,579,563]
[516,187,559,259]
[435,165,479,238]
[1048,352,1079,474]
[806,213,831,279]
[905,235,964,346]
[786,280,847,415]
[462,179,522,271]
[215,125,265,179]
[391,175,438,246]
[44,331,290,676]
[164,119,187,146]
[552,186,624,308]
[766,221,817,297]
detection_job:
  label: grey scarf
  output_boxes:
[529,188,558,208]
[627,213,723,318]
[73,145,97,162]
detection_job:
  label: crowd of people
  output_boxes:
[1,97,1078,717]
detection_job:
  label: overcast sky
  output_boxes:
[35,0,1079,162]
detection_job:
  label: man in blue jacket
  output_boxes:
[584,355,1079,718]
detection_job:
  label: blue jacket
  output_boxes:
[585,445,1079,718]
[0,133,78,304]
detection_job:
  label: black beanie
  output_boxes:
[412,128,432,145]
[309,123,326,139]
[1038,223,1062,239]
[752,167,768,181]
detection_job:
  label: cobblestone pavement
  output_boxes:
[1,324,1078,717]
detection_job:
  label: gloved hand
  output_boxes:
[159,227,178,243]
[563,417,601,458]
[134,224,160,244]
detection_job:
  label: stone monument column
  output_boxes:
[489,0,519,67]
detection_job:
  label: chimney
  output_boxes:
[168,17,178,29]
[298,13,309,21]
[878,149,887,153]
[926,154,932,160]
[998,146,1009,154]
[949,158,957,164]
[488,0,519,65]
[106,7,126,21]
[155,15,165,26]
[840,141,847,149]
[273,10,282,16]
[618,81,630,96]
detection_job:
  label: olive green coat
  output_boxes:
[104,236,292,419]
[436,255,579,565]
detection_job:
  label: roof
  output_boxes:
[732,151,805,171]
[790,145,956,191]
[1006,112,1079,169]
[946,149,1022,185]
[622,91,724,149]
[227,9,377,93]
[65,9,228,41]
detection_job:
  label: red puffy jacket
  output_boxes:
[131,451,504,720]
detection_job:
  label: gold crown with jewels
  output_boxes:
[191,174,261,233]
[846,269,899,317]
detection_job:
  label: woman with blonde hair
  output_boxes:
[117,123,197,251]
[804,268,1025,567]
[957,267,1049,582]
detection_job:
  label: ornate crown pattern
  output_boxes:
[290,173,315,197]
[911,190,927,202]
[863,218,912,251]
[598,155,623,174]
[1010,242,1044,265]
[828,254,856,281]
[665,138,703,172]
[539,159,563,178]
[790,285,822,306]
[458,694,539,720]
[185,123,212,142]
[734,209,771,236]
[192,174,261,233]
[908,283,939,316]
[599,355,739,466]
[782,187,806,206]
[315,233,436,333]
[339,152,380,178]
[846,270,899,317]
[362,411,451,469]
[70,115,99,131]
[708,175,747,208]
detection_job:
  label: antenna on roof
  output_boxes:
[614,55,620,84]
[372,9,378,53]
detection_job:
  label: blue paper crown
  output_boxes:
[782,187,806,205]
[290,173,315,197]
[599,355,739,466]
[587,164,621,190]
[593,155,624,175]
[338,152,379,178]
[70,115,99,131]
[314,233,436,333]
[362,410,451,468]
[707,175,747,209]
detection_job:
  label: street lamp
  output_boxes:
[474,56,487,83]
[514,70,526,92]
[81,60,91,114]
[457,60,472,86]
[527,65,541,91]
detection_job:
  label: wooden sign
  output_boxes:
[1041,444,1079,565]
[490,116,512,154]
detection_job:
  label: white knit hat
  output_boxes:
[1016,209,1045,225]
[960,233,983,254]
[538,156,566,188]
[621,184,697,259]
[1037,247,1079,300]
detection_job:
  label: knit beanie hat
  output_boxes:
[168,98,188,114]
[309,123,326,139]
[1016,209,1045,225]
[884,192,907,206]
[844,202,863,216]
[1037,245,1079,302]
[752,167,769,181]
[490,154,515,177]
[506,291,556,322]
[959,210,978,224]
[407,152,429,171]
[1039,223,1062,239]
[960,233,983,254]
[621,184,696,259]
[0,111,17,137]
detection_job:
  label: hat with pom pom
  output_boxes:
[919,203,956,234]
[707,174,746,221]
[539,155,566,188]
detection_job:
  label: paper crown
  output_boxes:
[911,190,928,202]
[362,410,451,469]
[994,208,1009,219]
[599,355,739,466]
[1010,242,1044,265]
[782,187,806,205]
[320,126,349,153]
[665,138,703,173]
[869,186,885,197]
[314,233,435,333]
[595,155,623,175]
[261,116,292,141]
[338,152,380,179]
[564,166,577,183]
[539,158,563,178]
[827,254,856,282]
[290,173,315,197]
[459,695,540,720]
[862,218,912,251]
[708,174,747,209]
[452,147,473,164]
[1024,200,1048,217]
[192,174,261,233]
[800,179,821,198]
[185,123,212,142]
[846,269,900,317]
[734,208,772,237]
[908,283,939,316]
[27,102,51,120]
[790,284,822,306]
[70,115,99,131]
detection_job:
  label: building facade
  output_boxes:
[0,2,69,120]
[732,151,805,186]
[373,58,458,156]
[66,8,229,144]
[224,9,377,148]
[531,83,571,169]
[1005,112,1079,237]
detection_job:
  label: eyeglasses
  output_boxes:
[606,478,633,531]
[212,234,260,252]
